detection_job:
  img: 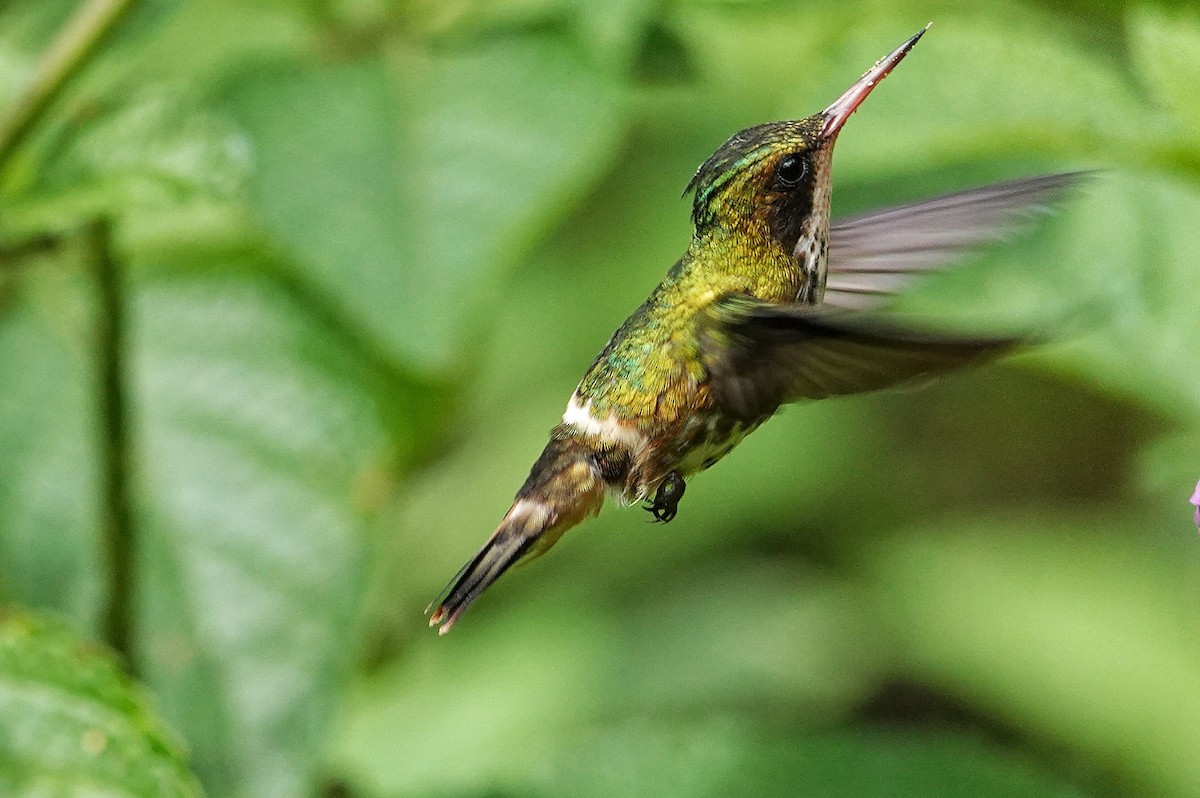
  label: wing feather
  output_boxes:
[823,172,1087,309]
[699,298,1019,422]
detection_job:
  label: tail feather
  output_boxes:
[427,436,605,634]
[426,521,539,634]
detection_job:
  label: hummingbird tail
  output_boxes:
[427,436,606,634]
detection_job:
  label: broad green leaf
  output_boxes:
[0,0,77,191]
[2,0,312,110]
[865,519,1200,797]
[225,33,626,372]
[0,0,77,105]
[1046,175,1200,420]
[663,1,838,127]
[0,613,202,797]
[0,256,102,631]
[1,46,252,237]
[1129,8,1200,130]
[402,0,659,67]
[126,260,412,798]
[1,6,1198,798]
[397,0,566,42]
[2,234,432,798]
[1,1,307,226]
[24,89,251,219]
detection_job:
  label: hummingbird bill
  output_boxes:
[427,26,1082,633]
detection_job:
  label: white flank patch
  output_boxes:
[508,499,552,529]
[562,393,646,450]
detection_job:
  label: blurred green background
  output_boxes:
[1,0,1199,796]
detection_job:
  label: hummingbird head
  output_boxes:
[685,27,928,287]
[685,116,829,247]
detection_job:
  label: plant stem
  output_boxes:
[90,218,135,664]
[0,0,137,174]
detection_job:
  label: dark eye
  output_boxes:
[776,153,807,188]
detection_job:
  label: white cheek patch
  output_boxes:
[562,393,647,451]
[793,152,833,303]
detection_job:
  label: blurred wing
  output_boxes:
[823,172,1086,310]
[699,295,1019,422]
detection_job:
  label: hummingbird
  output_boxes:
[427,26,1081,633]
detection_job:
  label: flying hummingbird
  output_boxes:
[427,26,1080,633]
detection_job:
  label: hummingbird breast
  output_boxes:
[670,412,760,477]
[562,244,804,501]
[562,331,752,501]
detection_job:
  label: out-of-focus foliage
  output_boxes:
[0,0,1198,796]
[0,612,202,796]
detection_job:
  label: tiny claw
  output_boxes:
[643,504,672,523]
[645,472,685,524]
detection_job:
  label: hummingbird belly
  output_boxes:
[561,389,750,503]
[670,412,759,478]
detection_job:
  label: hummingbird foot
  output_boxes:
[645,471,685,523]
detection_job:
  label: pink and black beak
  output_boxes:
[819,24,930,141]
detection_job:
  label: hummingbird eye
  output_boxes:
[775,153,807,188]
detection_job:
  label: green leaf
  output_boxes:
[125,259,411,798]
[2,234,427,798]
[225,33,626,372]
[1129,8,1200,130]
[1135,428,1200,524]
[1047,174,1200,420]
[566,0,659,68]
[0,612,202,797]
[1,1,310,229]
[865,519,1200,796]
[0,0,78,105]
[0,256,102,631]
[1,62,253,237]
[25,89,251,218]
